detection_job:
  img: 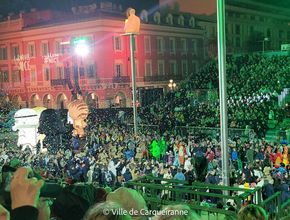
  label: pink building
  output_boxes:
[0,5,204,108]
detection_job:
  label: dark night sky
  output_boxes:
[0,0,289,16]
[0,0,159,16]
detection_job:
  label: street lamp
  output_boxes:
[168,79,176,91]
[74,38,89,57]
[262,37,269,53]
[73,37,89,98]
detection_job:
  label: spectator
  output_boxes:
[83,201,131,220]
[153,204,200,220]
[237,204,268,220]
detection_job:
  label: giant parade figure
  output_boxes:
[12,108,39,154]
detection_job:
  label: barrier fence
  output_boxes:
[126,175,289,220]
[128,124,256,140]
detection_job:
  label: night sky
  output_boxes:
[0,0,289,17]
[0,0,159,16]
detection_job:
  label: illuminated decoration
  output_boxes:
[12,108,39,154]
[14,54,30,71]
[43,53,60,64]
[67,99,89,137]
[124,8,140,34]
[73,37,89,57]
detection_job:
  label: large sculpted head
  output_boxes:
[38,109,65,136]
[68,99,89,137]
[12,108,38,148]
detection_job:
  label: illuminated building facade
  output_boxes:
[0,3,204,108]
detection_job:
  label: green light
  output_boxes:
[73,37,87,45]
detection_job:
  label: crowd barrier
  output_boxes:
[128,124,256,140]
[126,175,289,220]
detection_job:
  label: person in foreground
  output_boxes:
[237,204,268,220]
[9,167,48,220]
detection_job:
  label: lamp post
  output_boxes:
[168,79,176,91]
[262,37,269,53]
[73,37,89,99]
[217,0,230,187]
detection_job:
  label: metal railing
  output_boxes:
[112,76,130,83]
[50,79,67,86]
[144,74,182,82]
[126,175,289,219]
[125,175,262,219]
[127,124,256,140]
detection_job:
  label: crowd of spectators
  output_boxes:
[0,111,289,219]
[0,53,289,219]
[139,54,290,137]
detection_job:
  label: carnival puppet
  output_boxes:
[67,99,89,138]
[38,109,65,152]
[12,108,39,153]
[33,107,46,152]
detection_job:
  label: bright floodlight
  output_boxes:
[74,40,89,57]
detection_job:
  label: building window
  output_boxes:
[145,60,152,76]
[249,26,254,35]
[30,67,36,82]
[181,38,187,54]
[87,64,96,78]
[11,45,20,59]
[56,66,64,79]
[115,63,123,77]
[154,12,160,24]
[55,40,64,54]
[181,60,188,75]
[191,39,197,54]
[166,14,173,25]
[0,70,9,82]
[157,37,164,54]
[0,46,8,60]
[235,24,240,35]
[144,36,151,53]
[170,60,177,75]
[157,60,164,76]
[12,70,21,82]
[4,71,9,82]
[43,66,50,81]
[113,36,122,51]
[169,38,176,54]
[79,66,85,78]
[140,10,148,23]
[189,17,195,28]
[41,42,49,56]
[28,43,36,57]
[178,15,184,26]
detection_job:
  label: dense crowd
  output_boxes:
[0,112,289,216]
[0,53,289,219]
[140,54,290,137]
